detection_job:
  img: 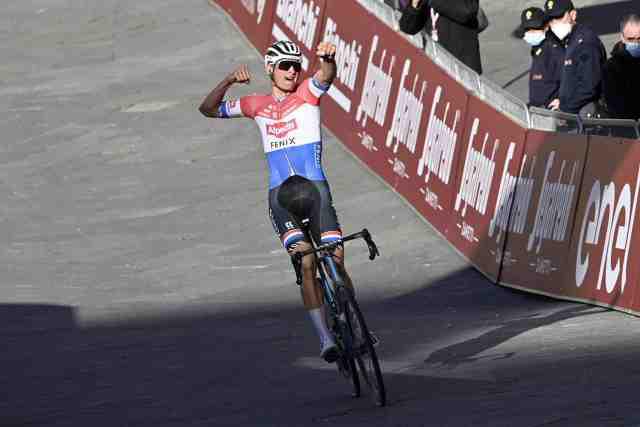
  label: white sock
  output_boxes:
[308,307,333,345]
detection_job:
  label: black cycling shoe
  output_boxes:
[321,344,340,363]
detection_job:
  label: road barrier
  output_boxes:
[210,0,640,316]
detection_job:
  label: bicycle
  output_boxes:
[291,220,386,407]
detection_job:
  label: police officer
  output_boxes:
[544,0,606,116]
[516,7,564,108]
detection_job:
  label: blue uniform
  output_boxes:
[558,24,606,114]
[529,32,564,108]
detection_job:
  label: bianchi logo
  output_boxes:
[266,119,298,138]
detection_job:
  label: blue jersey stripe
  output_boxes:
[218,102,230,118]
[311,77,330,92]
[266,142,326,189]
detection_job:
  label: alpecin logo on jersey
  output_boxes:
[267,119,298,139]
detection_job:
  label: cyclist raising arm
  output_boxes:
[199,41,354,363]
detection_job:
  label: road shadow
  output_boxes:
[424,304,598,367]
[0,272,636,426]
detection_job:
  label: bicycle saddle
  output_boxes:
[277,175,320,221]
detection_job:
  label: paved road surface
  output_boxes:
[1,1,639,426]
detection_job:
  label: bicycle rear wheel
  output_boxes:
[337,352,361,398]
[330,307,361,398]
[338,286,386,407]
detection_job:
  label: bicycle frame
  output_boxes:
[289,222,386,406]
[291,222,344,313]
[290,224,378,288]
[316,251,343,317]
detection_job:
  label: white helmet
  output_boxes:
[264,40,302,68]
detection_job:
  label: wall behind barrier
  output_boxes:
[211,0,640,316]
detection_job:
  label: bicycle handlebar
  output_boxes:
[347,228,380,261]
[291,229,379,285]
[295,229,378,261]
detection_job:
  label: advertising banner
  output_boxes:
[270,0,328,78]
[446,96,527,281]
[563,136,640,312]
[499,131,589,296]
[211,0,640,316]
[319,0,469,236]
[212,0,276,55]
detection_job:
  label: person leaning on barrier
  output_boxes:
[399,0,485,74]
[603,14,640,121]
[544,0,607,117]
[516,7,564,109]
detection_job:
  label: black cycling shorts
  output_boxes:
[268,177,342,251]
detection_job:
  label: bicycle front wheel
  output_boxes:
[338,286,386,407]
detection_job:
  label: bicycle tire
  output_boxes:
[338,286,386,407]
[335,315,361,398]
[327,293,361,398]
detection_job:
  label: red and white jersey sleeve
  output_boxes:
[217,95,267,119]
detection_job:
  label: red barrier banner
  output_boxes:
[499,131,588,295]
[270,0,328,77]
[319,0,469,236]
[562,136,640,312]
[446,97,527,281]
[212,0,276,54]
[211,0,640,316]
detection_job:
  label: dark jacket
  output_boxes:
[529,32,564,108]
[558,23,606,115]
[603,42,640,120]
[399,0,483,74]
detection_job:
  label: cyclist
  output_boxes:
[199,40,352,363]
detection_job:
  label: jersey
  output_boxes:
[558,24,606,114]
[218,77,330,189]
[529,33,564,108]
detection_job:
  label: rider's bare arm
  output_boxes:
[198,65,251,118]
[313,42,337,87]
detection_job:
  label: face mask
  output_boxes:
[524,31,546,46]
[625,41,640,58]
[551,22,572,40]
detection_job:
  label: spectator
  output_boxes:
[603,14,640,120]
[399,0,484,74]
[516,7,564,108]
[544,0,606,117]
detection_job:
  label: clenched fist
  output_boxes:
[316,42,336,60]
[228,64,251,84]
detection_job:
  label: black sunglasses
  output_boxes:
[277,61,302,72]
